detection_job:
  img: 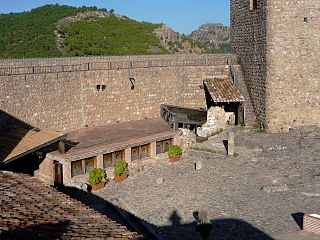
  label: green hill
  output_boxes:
[0,4,222,59]
[57,13,168,56]
[0,5,95,58]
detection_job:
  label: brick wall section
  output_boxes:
[35,157,55,185]
[231,0,320,132]
[62,161,72,183]
[304,214,320,235]
[0,54,231,133]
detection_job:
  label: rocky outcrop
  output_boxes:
[153,24,179,46]
[190,23,230,52]
[153,24,209,54]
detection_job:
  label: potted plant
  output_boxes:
[89,168,107,191]
[114,160,128,182]
[168,145,182,162]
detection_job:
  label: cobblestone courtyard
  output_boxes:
[94,126,320,239]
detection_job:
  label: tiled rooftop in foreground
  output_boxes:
[0,171,142,240]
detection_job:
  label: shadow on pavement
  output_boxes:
[59,185,276,240]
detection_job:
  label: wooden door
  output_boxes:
[54,161,63,185]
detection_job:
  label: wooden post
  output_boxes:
[58,140,65,154]
[150,142,157,157]
[227,130,235,156]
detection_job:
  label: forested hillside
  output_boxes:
[0,4,222,59]
[0,5,99,58]
[57,13,168,56]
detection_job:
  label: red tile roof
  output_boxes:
[48,118,180,161]
[0,171,142,240]
[204,77,244,103]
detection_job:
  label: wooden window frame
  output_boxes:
[140,144,150,159]
[71,157,97,177]
[103,153,113,168]
[103,150,125,168]
[131,146,140,161]
[84,157,96,174]
[131,144,151,161]
[156,139,173,155]
[71,160,84,177]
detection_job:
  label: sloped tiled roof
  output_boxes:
[0,128,66,164]
[48,118,180,161]
[0,171,142,240]
[204,77,244,103]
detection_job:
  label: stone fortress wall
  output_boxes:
[0,54,235,134]
[230,0,268,127]
[266,0,320,131]
[231,0,320,132]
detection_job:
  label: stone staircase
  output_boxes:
[224,55,256,125]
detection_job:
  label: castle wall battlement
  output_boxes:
[0,54,232,76]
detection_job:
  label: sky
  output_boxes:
[0,0,230,34]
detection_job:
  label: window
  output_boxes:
[71,157,96,177]
[156,139,172,154]
[250,0,257,11]
[71,160,83,177]
[103,153,113,168]
[85,157,96,173]
[115,150,124,162]
[140,144,150,159]
[131,146,140,161]
[96,84,106,91]
[103,150,125,168]
[131,144,150,161]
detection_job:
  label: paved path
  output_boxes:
[94,125,320,239]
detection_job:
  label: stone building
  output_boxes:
[35,118,180,185]
[230,0,320,132]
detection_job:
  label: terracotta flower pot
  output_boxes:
[114,173,128,182]
[169,155,181,162]
[91,181,106,191]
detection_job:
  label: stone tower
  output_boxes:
[230,0,320,132]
